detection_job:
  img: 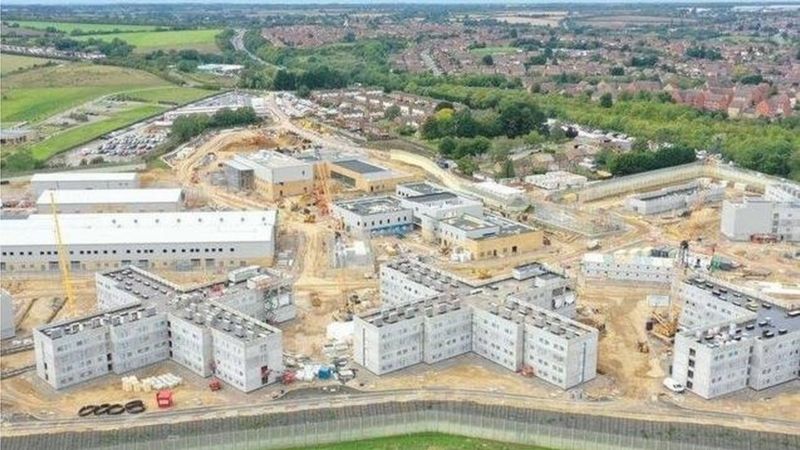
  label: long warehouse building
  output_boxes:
[0,210,277,272]
[36,188,184,214]
[30,172,139,196]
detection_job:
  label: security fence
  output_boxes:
[4,400,798,450]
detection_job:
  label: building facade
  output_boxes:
[581,249,675,284]
[30,172,139,196]
[37,188,183,214]
[227,152,314,201]
[625,181,724,216]
[670,276,800,399]
[355,256,596,389]
[34,265,292,392]
[332,196,413,235]
[721,183,800,242]
[0,211,277,272]
[1,289,15,340]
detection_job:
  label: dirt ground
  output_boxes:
[2,124,798,433]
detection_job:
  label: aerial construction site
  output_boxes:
[1,91,799,449]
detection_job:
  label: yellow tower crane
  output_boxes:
[50,192,75,309]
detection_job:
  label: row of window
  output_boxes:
[3,247,238,257]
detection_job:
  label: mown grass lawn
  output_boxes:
[26,105,165,161]
[74,29,223,53]
[12,20,159,33]
[283,433,554,450]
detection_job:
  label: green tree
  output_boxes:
[384,105,401,120]
[599,93,613,108]
[439,137,457,156]
[481,54,494,66]
[272,69,297,90]
[498,158,516,178]
[609,66,625,76]
[456,156,479,176]
[497,99,544,138]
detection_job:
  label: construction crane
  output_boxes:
[50,192,75,310]
[312,155,332,217]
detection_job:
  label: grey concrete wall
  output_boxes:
[572,162,792,203]
[4,400,798,450]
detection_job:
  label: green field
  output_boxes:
[1,62,215,170]
[0,53,58,75]
[27,105,165,161]
[286,433,553,450]
[74,29,223,53]
[2,63,171,123]
[12,20,159,33]
[115,86,214,105]
[468,46,519,56]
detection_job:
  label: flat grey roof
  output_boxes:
[401,182,445,195]
[406,192,459,204]
[334,196,409,216]
[334,159,386,174]
[685,277,800,336]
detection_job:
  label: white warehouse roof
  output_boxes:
[0,211,277,247]
[37,188,183,206]
[31,172,138,182]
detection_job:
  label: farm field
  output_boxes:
[1,63,170,123]
[26,104,165,161]
[11,20,159,33]
[286,433,554,450]
[74,29,223,53]
[0,53,58,75]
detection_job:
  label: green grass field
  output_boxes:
[468,46,519,56]
[27,105,165,161]
[1,62,215,170]
[74,29,223,53]
[12,20,159,33]
[2,63,172,123]
[116,86,214,105]
[0,53,58,75]
[285,433,554,450]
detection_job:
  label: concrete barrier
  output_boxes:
[4,400,797,450]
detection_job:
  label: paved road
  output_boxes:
[231,29,283,70]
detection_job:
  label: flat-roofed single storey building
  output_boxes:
[36,188,184,214]
[328,159,412,193]
[30,172,140,196]
[0,211,277,272]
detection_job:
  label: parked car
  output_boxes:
[663,377,685,393]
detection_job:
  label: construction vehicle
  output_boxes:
[208,378,222,391]
[50,193,75,311]
[519,365,535,377]
[473,268,491,280]
[312,160,332,217]
[281,371,296,385]
[156,390,173,408]
[650,306,680,342]
[750,233,778,244]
